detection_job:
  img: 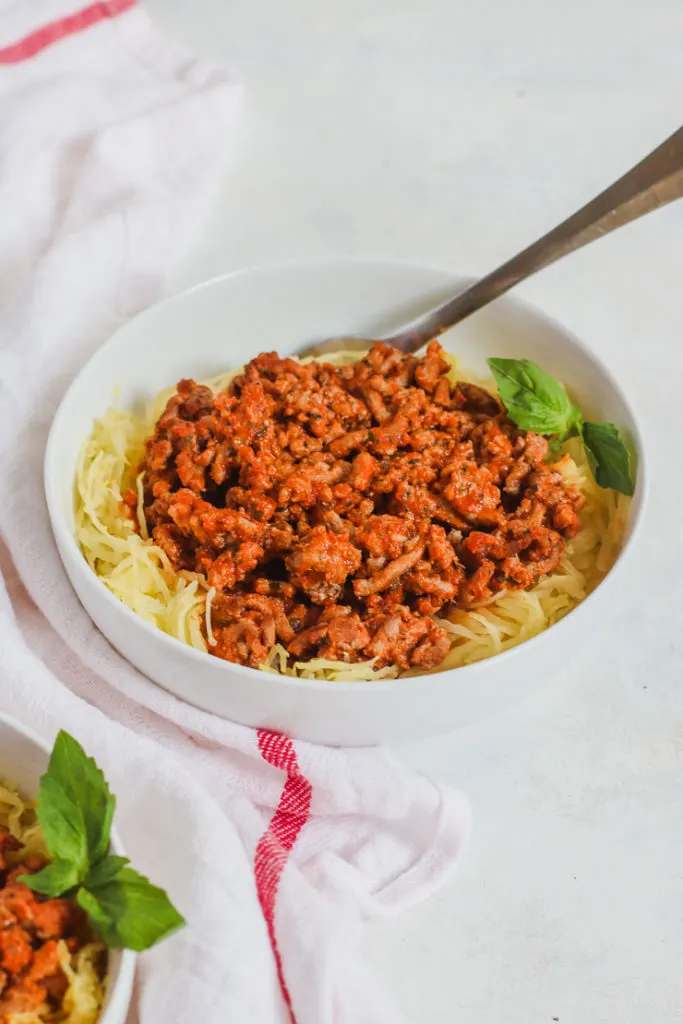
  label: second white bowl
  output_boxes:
[0,713,135,1024]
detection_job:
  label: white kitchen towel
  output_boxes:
[0,4,471,1023]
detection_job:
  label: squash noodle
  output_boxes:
[74,354,628,681]
[0,782,105,1024]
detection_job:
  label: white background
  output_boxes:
[148,1,683,1020]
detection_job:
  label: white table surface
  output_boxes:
[148,1,683,1020]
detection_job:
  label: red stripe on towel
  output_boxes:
[0,0,136,64]
[255,731,313,1023]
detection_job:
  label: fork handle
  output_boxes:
[388,125,683,352]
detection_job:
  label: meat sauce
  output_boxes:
[0,832,96,1017]
[133,341,584,671]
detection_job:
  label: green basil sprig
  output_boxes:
[20,731,184,952]
[581,420,634,495]
[487,358,634,496]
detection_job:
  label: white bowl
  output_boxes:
[0,712,135,1023]
[45,259,647,746]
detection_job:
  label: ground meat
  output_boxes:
[139,341,584,671]
[0,834,90,1017]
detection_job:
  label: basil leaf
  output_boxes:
[35,774,88,878]
[583,438,598,478]
[78,867,185,951]
[487,358,582,438]
[39,730,115,870]
[21,858,81,898]
[85,855,130,889]
[25,731,185,952]
[582,421,634,495]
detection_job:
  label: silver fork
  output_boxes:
[298,125,683,360]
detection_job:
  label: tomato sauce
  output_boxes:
[136,342,583,670]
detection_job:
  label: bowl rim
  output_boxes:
[44,256,649,695]
[0,711,137,1021]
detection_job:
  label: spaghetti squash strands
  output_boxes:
[75,356,626,680]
